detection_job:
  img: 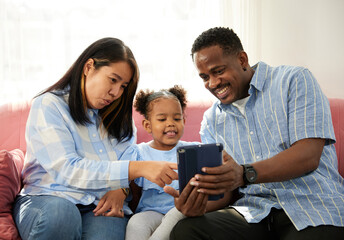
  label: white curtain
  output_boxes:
[1,0,258,105]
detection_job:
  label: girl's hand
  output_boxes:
[129,161,178,187]
[93,189,126,217]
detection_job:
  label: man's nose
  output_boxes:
[208,76,221,89]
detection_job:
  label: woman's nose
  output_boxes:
[109,84,121,98]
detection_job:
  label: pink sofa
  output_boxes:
[1,98,343,239]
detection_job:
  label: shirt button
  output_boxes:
[99,149,103,153]
[89,111,93,116]
[256,156,260,159]
[281,201,285,205]
[92,134,96,137]
[250,131,254,135]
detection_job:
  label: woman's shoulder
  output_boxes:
[32,91,68,108]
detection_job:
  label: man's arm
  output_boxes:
[194,138,325,196]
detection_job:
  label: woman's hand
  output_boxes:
[129,161,178,187]
[93,189,126,217]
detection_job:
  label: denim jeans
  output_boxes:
[13,195,129,240]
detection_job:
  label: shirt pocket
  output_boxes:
[261,112,289,153]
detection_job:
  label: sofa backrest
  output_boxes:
[0,99,343,177]
[329,98,344,176]
[0,100,31,152]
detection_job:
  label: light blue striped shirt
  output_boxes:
[200,62,344,230]
[20,89,135,214]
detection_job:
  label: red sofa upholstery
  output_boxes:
[0,98,343,239]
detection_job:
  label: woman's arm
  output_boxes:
[128,161,178,188]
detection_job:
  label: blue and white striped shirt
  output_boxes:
[200,62,344,230]
[20,89,135,213]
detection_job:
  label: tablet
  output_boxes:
[177,143,224,201]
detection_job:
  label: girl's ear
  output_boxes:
[142,119,152,134]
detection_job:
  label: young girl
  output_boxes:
[122,85,231,240]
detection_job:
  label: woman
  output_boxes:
[13,38,178,240]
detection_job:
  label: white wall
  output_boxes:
[1,0,343,105]
[257,0,344,98]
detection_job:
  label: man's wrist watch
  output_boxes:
[242,164,257,186]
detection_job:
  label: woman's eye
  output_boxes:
[110,78,116,82]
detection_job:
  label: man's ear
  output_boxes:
[83,58,94,76]
[238,51,249,69]
[142,119,152,134]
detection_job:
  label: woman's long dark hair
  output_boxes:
[41,37,139,142]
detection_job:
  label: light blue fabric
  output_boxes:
[20,89,135,215]
[200,62,344,231]
[13,195,128,240]
[121,141,200,214]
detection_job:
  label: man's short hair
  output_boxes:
[191,27,244,59]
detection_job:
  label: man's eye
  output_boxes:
[214,69,224,75]
[201,75,209,82]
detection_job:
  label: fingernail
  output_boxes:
[190,181,199,186]
[197,189,203,193]
[201,167,206,172]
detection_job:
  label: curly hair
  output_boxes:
[134,85,187,119]
[191,27,243,59]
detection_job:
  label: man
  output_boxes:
[164,27,344,239]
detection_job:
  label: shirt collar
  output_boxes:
[217,61,269,113]
[249,61,269,93]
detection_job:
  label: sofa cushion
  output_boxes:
[0,149,24,240]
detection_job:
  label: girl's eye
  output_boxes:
[158,119,166,122]
[174,118,182,121]
[110,78,117,82]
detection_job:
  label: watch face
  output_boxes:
[242,164,257,185]
[247,170,256,182]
